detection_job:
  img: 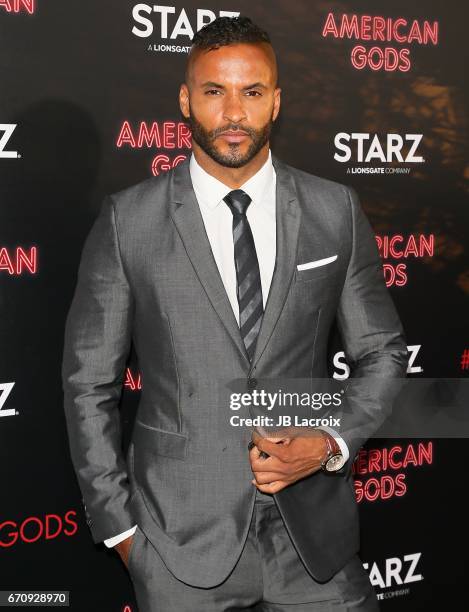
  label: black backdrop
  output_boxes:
[1,1,468,610]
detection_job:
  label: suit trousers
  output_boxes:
[127,491,378,612]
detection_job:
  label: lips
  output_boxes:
[219,131,249,143]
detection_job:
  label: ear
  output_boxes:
[272,87,281,122]
[179,83,190,119]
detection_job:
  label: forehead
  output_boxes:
[189,42,275,85]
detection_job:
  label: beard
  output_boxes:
[187,106,273,168]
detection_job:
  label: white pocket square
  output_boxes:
[297,255,338,271]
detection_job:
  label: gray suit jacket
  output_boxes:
[62,154,408,586]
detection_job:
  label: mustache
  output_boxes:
[210,124,256,139]
[186,109,258,140]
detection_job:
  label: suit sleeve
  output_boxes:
[62,195,136,543]
[333,186,408,476]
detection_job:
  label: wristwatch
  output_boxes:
[319,431,346,472]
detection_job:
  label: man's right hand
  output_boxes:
[115,534,134,568]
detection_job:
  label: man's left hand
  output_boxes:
[249,429,328,494]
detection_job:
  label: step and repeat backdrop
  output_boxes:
[1,1,468,610]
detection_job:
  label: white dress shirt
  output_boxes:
[104,149,348,548]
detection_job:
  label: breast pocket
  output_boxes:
[295,255,338,283]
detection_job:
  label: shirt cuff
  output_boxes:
[103,525,138,548]
[317,426,350,462]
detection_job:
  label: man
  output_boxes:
[62,15,408,612]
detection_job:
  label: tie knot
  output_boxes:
[223,189,252,216]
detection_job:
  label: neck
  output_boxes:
[192,142,270,189]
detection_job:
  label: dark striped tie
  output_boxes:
[223,189,264,362]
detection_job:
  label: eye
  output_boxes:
[246,90,262,96]
[205,89,221,95]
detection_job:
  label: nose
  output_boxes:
[223,92,247,124]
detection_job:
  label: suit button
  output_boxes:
[247,377,257,390]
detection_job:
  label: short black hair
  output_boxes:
[191,15,271,50]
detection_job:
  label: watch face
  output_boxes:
[326,453,345,472]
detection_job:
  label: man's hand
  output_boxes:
[248,429,329,494]
[114,534,134,568]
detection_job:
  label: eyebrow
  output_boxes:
[201,81,268,90]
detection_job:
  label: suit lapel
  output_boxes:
[249,154,301,371]
[169,159,251,366]
[168,154,302,372]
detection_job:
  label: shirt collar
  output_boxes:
[189,149,275,211]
